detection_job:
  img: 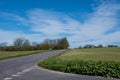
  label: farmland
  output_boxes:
[38,48,120,78]
[58,48,120,62]
[0,50,47,60]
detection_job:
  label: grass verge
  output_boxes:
[0,50,48,60]
[38,48,120,79]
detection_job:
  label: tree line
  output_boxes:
[0,37,69,51]
[78,44,119,49]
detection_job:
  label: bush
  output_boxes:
[38,59,120,78]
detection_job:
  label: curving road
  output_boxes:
[0,50,119,80]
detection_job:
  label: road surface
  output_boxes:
[0,50,119,80]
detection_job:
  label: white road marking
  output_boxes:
[21,67,34,73]
[16,72,23,75]
[4,67,35,80]
[11,74,20,77]
[22,68,31,73]
[4,77,12,80]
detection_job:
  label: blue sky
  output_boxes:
[0,0,120,47]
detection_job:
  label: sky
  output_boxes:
[0,0,120,48]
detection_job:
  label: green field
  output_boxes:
[0,50,47,60]
[58,48,120,62]
[38,48,120,78]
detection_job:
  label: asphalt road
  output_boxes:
[0,50,119,80]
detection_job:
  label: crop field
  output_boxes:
[0,50,47,60]
[38,48,120,78]
[58,48,120,62]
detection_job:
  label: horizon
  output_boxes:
[0,0,120,48]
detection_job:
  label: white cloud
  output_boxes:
[0,1,120,47]
[0,29,50,45]
[0,29,22,45]
[81,4,119,36]
[0,12,29,26]
[27,9,81,36]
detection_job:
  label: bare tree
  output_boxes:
[97,44,103,48]
[0,42,7,47]
[13,37,25,46]
[32,42,38,46]
[23,39,30,46]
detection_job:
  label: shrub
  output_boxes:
[38,59,120,78]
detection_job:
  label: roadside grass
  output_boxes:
[0,50,48,60]
[38,48,120,78]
